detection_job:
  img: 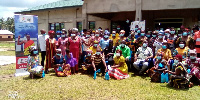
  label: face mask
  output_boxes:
[121,44,125,48]
[94,44,97,47]
[116,53,120,57]
[71,34,76,37]
[188,32,191,35]
[152,35,156,37]
[105,30,108,33]
[95,34,99,37]
[57,53,61,56]
[104,35,109,38]
[57,35,60,38]
[33,51,38,54]
[174,59,179,64]
[120,34,124,37]
[137,30,141,33]
[135,32,138,35]
[126,20,129,23]
[42,33,46,36]
[86,35,90,37]
[98,29,101,31]
[117,28,120,30]
[191,30,193,33]
[112,34,116,36]
[87,54,91,56]
[157,56,161,60]
[143,43,147,47]
[135,28,138,31]
[179,44,185,48]
[146,35,150,38]
[162,45,167,49]
[183,32,187,36]
[91,34,94,36]
[178,34,182,37]
[61,35,65,37]
[170,31,175,34]
[158,35,163,39]
[96,52,101,55]
[190,56,196,59]
[165,33,168,36]
[141,33,145,36]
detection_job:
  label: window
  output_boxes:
[89,21,95,30]
[8,36,11,38]
[49,23,65,32]
[77,22,82,32]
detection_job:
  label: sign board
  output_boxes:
[130,21,145,31]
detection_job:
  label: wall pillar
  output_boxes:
[82,3,88,29]
[135,0,142,21]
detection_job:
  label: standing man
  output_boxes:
[38,29,49,67]
[193,25,200,57]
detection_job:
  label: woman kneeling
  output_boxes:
[108,49,129,80]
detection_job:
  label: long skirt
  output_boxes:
[169,75,190,89]
[108,68,129,80]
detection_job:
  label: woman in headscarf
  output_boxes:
[45,30,56,73]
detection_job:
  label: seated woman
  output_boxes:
[53,49,71,77]
[27,46,45,79]
[173,41,189,60]
[103,40,116,66]
[184,50,200,85]
[82,52,93,74]
[164,55,191,89]
[108,49,129,80]
[149,53,168,82]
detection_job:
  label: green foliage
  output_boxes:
[0,17,15,33]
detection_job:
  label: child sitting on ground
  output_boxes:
[64,49,77,75]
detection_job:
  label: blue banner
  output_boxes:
[14,15,38,76]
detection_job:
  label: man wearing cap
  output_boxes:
[17,33,35,56]
[193,26,200,57]
[38,29,49,67]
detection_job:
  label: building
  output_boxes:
[0,30,13,41]
[15,0,200,34]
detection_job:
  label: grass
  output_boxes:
[0,51,15,56]
[0,64,200,100]
[0,42,15,48]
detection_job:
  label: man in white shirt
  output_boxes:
[38,29,49,67]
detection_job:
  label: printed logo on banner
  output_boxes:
[19,15,33,23]
[16,56,28,69]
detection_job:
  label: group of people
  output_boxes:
[27,25,200,89]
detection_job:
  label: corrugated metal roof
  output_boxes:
[0,30,13,35]
[17,0,83,13]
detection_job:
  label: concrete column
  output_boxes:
[135,0,142,21]
[82,3,88,29]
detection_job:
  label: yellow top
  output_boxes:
[109,34,120,47]
[175,47,189,57]
[155,48,172,60]
[88,46,102,55]
[113,56,128,74]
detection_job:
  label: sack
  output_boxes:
[151,72,161,82]
[161,73,169,83]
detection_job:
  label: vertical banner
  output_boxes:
[130,21,145,31]
[14,15,38,76]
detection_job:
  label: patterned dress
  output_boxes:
[27,55,44,77]
[68,37,81,71]
[58,37,68,56]
[46,38,56,71]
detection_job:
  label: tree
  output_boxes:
[0,17,15,33]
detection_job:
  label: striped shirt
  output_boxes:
[91,54,103,65]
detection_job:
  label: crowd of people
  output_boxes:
[27,24,200,89]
